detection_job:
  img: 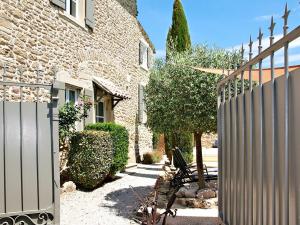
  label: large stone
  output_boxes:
[61,181,76,193]
[196,188,217,199]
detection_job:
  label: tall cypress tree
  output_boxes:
[166,0,191,54]
[165,0,193,168]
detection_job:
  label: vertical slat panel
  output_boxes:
[217,93,223,217]
[225,101,231,224]
[275,76,285,225]
[288,72,300,225]
[38,103,53,209]
[0,102,4,213]
[5,102,22,212]
[262,82,274,225]
[253,86,262,225]
[244,91,251,225]
[22,102,38,211]
[237,94,245,225]
[221,89,226,222]
[230,97,237,225]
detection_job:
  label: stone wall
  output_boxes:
[0,0,154,163]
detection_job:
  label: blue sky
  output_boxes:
[138,0,300,65]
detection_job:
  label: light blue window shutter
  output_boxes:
[50,0,66,9]
[147,47,151,69]
[139,42,143,65]
[139,84,145,123]
[85,0,95,29]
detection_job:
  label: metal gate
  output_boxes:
[0,64,60,224]
[218,4,300,225]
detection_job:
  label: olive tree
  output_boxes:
[145,45,241,188]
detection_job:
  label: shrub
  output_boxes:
[152,131,160,150]
[142,151,163,164]
[85,122,129,176]
[68,130,113,190]
[165,132,194,165]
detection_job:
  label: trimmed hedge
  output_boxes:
[68,130,113,190]
[85,122,129,176]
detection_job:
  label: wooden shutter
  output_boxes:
[147,47,151,69]
[50,0,66,9]
[138,84,145,123]
[85,0,95,29]
[139,42,143,65]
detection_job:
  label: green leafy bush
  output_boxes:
[165,132,194,166]
[85,123,129,176]
[142,151,163,164]
[68,130,113,190]
[152,131,160,150]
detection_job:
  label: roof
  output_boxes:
[92,76,130,99]
[138,21,156,53]
[193,65,300,84]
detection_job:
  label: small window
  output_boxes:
[66,0,78,18]
[66,88,78,104]
[95,101,105,123]
[139,41,150,69]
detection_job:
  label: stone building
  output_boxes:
[0,0,155,163]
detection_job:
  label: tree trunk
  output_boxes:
[194,131,205,189]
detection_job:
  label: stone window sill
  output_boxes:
[140,64,149,72]
[59,11,89,31]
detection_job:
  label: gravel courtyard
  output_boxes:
[60,164,162,225]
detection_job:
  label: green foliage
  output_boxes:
[152,131,160,150]
[145,45,242,135]
[165,132,193,165]
[68,130,113,190]
[85,122,129,176]
[167,0,191,55]
[59,96,93,141]
[142,151,163,164]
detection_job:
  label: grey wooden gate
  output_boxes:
[217,4,300,225]
[0,65,60,225]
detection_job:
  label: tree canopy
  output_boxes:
[167,0,191,54]
[146,45,241,134]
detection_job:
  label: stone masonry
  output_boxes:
[0,0,154,163]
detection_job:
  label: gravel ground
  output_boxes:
[60,164,163,225]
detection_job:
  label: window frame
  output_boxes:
[95,100,106,123]
[65,87,79,105]
[139,40,150,70]
[65,0,79,19]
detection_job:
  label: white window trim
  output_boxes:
[60,0,88,30]
[140,39,149,71]
[66,87,79,105]
[65,0,79,20]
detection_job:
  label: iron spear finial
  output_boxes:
[282,3,290,35]
[249,35,253,59]
[269,16,276,39]
[258,28,263,54]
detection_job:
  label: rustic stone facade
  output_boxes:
[0,0,154,163]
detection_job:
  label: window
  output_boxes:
[66,0,78,18]
[139,40,150,70]
[66,88,78,104]
[95,101,105,123]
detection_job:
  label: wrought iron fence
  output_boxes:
[217,4,300,225]
[0,63,60,225]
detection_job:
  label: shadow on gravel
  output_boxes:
[121,171,159,179]
[137,166,163,171]
[103,185,153,220]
